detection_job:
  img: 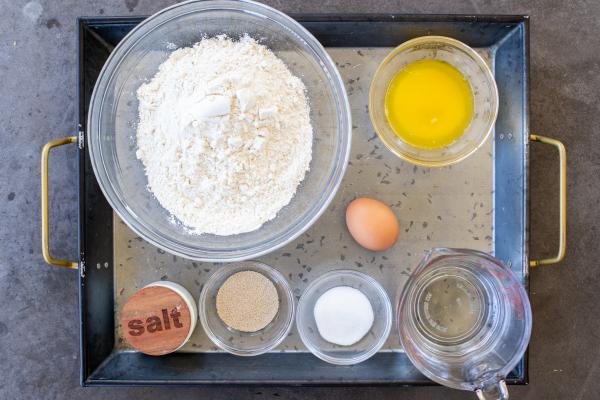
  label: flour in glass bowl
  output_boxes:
[135,35,313,235]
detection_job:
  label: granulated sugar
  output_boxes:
[313,286,374,346]
[136,35,313,235]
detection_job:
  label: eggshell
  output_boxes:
[345,197,399,251]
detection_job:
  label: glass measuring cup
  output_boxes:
[397,248,532,399]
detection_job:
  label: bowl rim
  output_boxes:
[296,269,393,365]
[198,261,296,356]
[87,0,352,261]
[368,35,499,168]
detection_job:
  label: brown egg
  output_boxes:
[346,197,399,251]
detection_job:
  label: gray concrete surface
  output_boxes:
[0,0,598,399]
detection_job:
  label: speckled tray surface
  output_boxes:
[79,16,528,385]
[114,46,494,353]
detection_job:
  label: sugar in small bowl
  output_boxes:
[296,270,392,365]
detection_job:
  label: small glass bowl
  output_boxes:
[369,36,498,167]
[296,270,392,365]
[198,261,294,356]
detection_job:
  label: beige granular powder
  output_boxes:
[216,271,279,332]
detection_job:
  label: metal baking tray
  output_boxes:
[70,15,531,386]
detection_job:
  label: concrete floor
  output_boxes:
[1,0,598,399]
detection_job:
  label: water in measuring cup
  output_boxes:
[398,249,532,398]
[413,264,501,347]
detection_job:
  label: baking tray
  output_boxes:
[74,15,530,386]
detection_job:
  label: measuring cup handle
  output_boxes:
[475,380,509,400]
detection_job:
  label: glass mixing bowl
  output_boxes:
[369,36,498,167]
[87,0,351,261]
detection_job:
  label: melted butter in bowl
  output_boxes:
[384,59,474,150]
[369,36,498,167]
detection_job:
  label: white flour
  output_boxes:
[136,36,313,235]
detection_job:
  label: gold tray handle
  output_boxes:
[529,134,567,267]
[41,136,78,269]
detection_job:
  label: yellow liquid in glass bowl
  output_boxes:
[384,60,474,149]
